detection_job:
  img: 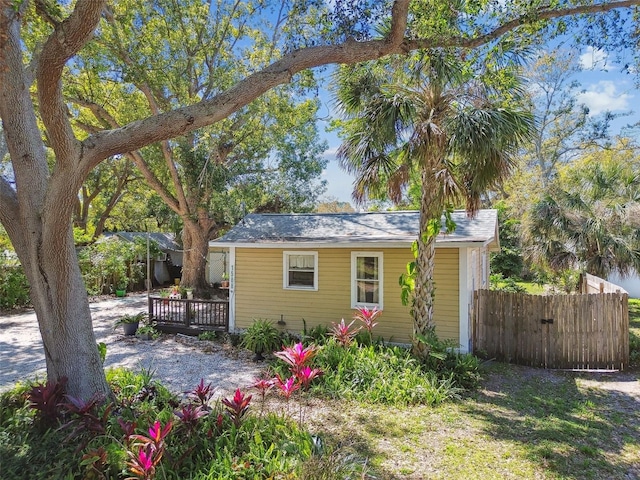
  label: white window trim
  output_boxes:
[283,251,318,291]
[351,251,383,309]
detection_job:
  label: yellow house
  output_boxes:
[209,210,499,353]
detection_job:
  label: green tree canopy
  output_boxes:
[66,0,327,290]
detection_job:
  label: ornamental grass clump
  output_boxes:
[314,339,462,405]
[241,318,282,361]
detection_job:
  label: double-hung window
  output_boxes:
[351,252,383,308]
[283,251,318,290]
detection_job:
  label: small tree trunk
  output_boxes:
[411,167,442,358]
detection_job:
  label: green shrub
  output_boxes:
[0,258,30,309]
[302,320,330,345]
[197,331,217,341]
[241,319,282,359]
[489,273,527,294]
[77,236,155,295]
[271,338,462,406]
[415,329,481,390]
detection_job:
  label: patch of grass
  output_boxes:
[306,363,640,479]
[516,281,546,295]
[496,280,546,294]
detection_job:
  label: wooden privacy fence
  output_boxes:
[473,290,629,370]
[148,297,229,334]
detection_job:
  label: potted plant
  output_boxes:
[221,272,230,288]
[113,312,146,336]
[241,319,281,361]
[160,289,170,305]
[115,281,127,297]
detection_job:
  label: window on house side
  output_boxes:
[283,251,318,290]
[351,252,383,308]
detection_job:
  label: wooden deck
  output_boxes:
[148,296,229,335]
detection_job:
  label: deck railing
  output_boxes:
[148,296,229,334]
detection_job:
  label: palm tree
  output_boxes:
[334,52,534,356]
[524,152,640,279]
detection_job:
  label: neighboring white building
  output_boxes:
[607,271,640,298]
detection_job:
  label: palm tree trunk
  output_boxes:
[412,167,443,358]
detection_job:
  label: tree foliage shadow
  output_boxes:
[461,363,640,479]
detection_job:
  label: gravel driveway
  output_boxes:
[0,294,262,396]
[2,295,638,401]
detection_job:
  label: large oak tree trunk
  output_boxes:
[16,225,111,400]
[0,3,110,400]
[180,213,215,292]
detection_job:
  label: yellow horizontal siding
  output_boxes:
[234,247,459,344]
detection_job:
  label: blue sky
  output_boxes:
[318,45,640,204]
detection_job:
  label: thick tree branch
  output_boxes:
[78,0,639,170]
[37,0,105,165]
[126,150,181,213]
[0,4,50,220]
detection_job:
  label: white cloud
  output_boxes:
[577,81,631,115]
[321,146,339,159]
[580,47,608,70]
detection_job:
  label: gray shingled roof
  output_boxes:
[105,232,182,252]
[211,210,498,247]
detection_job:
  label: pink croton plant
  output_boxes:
[126,420,173,480]
[353,306,382,333]
[273,342,319,374]
[330,318,360,346]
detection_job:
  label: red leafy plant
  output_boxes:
[272,342,324,423]
[221,388,252,428]
[274,374,300,400]
[273,342,323,391]
[353,306,382,334]
[330,318,361,346]
[186,379,215,408]
[296,366,323,390]
[273,342,319,374]
[252,378,275,400]
[174,404,208,430]
[126,420,173,480]
[118,418,137,444]
[58,394,112,448]
[252,378,275,415]
[28,377,68,427]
